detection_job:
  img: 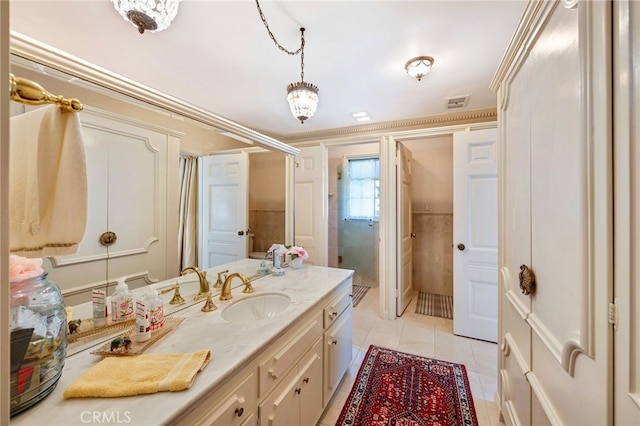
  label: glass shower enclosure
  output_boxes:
[337,157,379,287]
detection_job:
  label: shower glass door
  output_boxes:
[338,157,379,287]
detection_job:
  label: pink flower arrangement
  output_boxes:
[9,254,44,282]
[286,246,308,260]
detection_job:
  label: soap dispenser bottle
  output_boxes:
[111,276,134,322]
[142,290,164,331]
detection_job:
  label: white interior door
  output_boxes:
[453,128,498,342]
[294,145,327,266]
[615,1,640,423]
[396,143,413,316]
[199,152,248,269]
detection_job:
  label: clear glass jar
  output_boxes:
[9,272,67,416]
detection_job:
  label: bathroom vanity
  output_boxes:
[11,259,354,425]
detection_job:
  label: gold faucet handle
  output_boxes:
[161,284,186,305]
[201,294,217,312]
[242,281,255,294]
[214,270,229,289]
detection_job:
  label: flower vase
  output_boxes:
[290,257,304,269]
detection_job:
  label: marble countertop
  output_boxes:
[11,259,353,426]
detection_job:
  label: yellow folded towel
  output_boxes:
[63,350,211,398]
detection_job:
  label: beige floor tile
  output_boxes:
[321,288,499,425]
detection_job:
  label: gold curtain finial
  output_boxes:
[9,73,83,112]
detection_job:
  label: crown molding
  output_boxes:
[254,108,498,144]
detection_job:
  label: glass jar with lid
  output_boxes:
[10,271,67,416]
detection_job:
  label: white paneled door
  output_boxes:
[199,153,248,269]
[396,143,413,316]
[453,129,498,343]
[294,145,327,266]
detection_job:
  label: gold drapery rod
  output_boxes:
[9,73,83,112]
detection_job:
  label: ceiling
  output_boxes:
[9,1,526,141]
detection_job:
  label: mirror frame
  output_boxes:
[9,31,300,157]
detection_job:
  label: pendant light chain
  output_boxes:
[300,29,305,82]
[255,0,318,124]
[255,0,303,56]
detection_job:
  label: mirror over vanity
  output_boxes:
[9,32,298,309]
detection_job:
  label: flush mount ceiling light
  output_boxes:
[111,0,181,34]
[404,56,435,81]
[256,1,319,124]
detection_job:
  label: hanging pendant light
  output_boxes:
[111,0,182,34]
[255,0,320,124]
[286,28,319,124]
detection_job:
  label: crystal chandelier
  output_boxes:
[404,56,435,81]
[286,29,319,124]
[256,1,319,124]
[111,0,182,34]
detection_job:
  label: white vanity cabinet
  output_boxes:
[323,287,353,406]
[174,274,353,426]
[10,264,354,426]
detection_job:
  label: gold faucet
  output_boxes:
[180,266,210,301]
[219,272,255,301]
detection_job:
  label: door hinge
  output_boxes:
[608,301,617,328]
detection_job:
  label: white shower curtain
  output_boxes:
[178,155,198,269]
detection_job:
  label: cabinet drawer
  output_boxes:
[189,372,257,426]
[324,287,351,329]
[259,311,323,397]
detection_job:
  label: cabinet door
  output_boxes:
[259,366,300,426]
[324,305,352,406]
[299,340,323,426]
[44,108,179,305]
[496,1,612,425]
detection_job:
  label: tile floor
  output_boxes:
[317,287,502,426]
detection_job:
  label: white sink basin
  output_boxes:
[221,293,291,323]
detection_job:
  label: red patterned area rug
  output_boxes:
[336,345,478,426]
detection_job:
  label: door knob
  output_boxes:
[99,231,117,247]
[237,230,244,236]
[519,264,536,295]
[411,233,416,238]
[457,243,465,251]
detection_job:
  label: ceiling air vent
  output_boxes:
[447,95,469,109]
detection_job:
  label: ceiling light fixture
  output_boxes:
[351,111,371,122]
[404,56,435,81]
[111,0,181,34]
[256,1,319,124]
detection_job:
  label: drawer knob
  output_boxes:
[332,339,337,345]
[235,407,244,417]
[303,377,309,383]
[295,388,301,394]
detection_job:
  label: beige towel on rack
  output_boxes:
[10,105,87,257]
[63,350,211,398]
